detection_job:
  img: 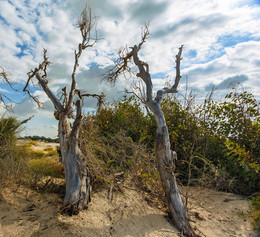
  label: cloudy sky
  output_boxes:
[0,0,259,138]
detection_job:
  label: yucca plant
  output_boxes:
[0,116,20,142]
[0,116,21,158]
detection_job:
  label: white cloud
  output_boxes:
[183,40,260,87]
[12,99,38,116]
[20,111,58,138]
[0,0,259,137]
[0,88,11,93]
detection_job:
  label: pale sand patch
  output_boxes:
[17,139,59,152]
[0,223,3,237]
[6,140,256,236]
[0,183,257,237]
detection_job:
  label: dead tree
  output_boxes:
[107,27,196,237]
[23,8,104,214]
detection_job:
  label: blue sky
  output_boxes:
[0,0,260,138]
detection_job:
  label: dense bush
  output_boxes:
[80,90,259,195]
[207,91,259,192]
[161,91,259,194]
[95,95,156,147]
[1,90,258,197]
[21,135,59,143]
[79,115,160,194]
[0,116,20,154]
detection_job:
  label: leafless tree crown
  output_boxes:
[107,25,183,105]
[106,25,150,84]
[23,7,104,116]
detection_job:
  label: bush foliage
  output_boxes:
[80,90,259,195]
[0,89,259,198]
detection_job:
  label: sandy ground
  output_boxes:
[0,183,258,237]
[17,140,59,152]
[1,140,258,237]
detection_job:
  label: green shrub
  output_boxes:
[28,157,64,178]
[0,116,20,142]
[0,116,22,188]
[159,91,260,194]
[44,147,54,152]
[95,95,156,148]
[205,91,260,194]
[90,91,259,195]
[46,150,57,157]
[79,116,160,192]
[28,140,38,146]
[0,116,20,159]
[42,147,58,157]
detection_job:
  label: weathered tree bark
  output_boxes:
[138,50,195,236]
[58,101,91,214]
[151,103,193,236]
[107,27,196,236]
[23,8,101,215]
[133,44,195,236]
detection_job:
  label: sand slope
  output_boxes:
[0,183,257,237]
[1,140,257,237]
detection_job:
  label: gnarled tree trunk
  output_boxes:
[58,102,91,214]
[151,104,193,236]
[107,27,196,236]
[23,8,100,215]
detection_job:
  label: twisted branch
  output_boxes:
[154,45,184,103]
[106,25,149,84]
[0,66,18,109]
[23,49,63,111]
[0,66,17,91]
[75,89,105,110]
[66,7,99,113]
[106,26,183,107]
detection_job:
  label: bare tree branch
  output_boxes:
[66,7,99,114]
[106,25,149,84]
[0,94,14,110]
[106,28,183,106]
[75,89,105,110]
[0,66,17,91]
[155,45,184,103]
[132,44,153,104]
[23,49,63,112]
[0,66,19,110]
[124,89,146,104]
[16,115,34,128]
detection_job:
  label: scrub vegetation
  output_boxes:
[1,88,258,230]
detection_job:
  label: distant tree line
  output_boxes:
[20,135,59,143]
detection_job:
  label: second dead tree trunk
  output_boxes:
[23,8,104,214]
[107,27,196,237]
